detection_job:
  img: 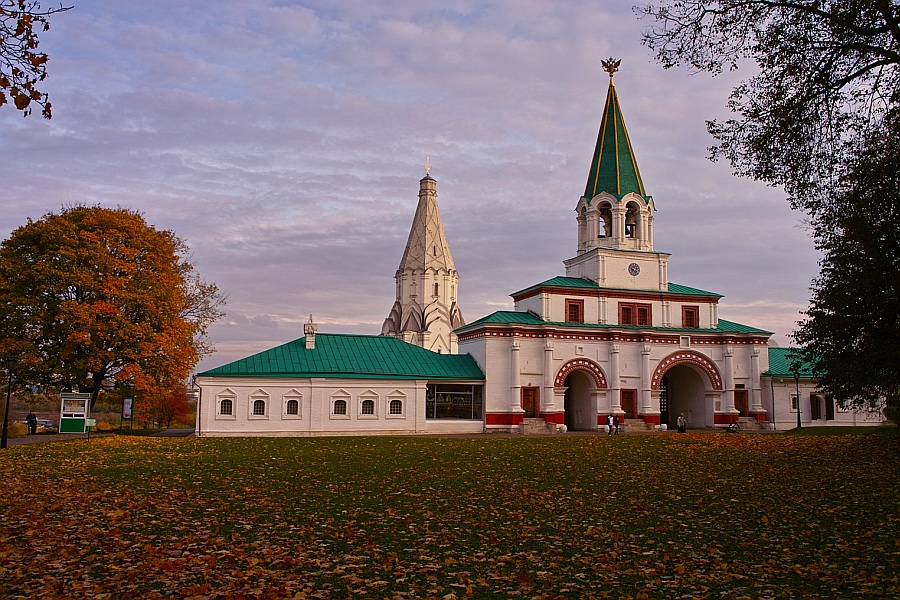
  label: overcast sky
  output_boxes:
[1,1,819,371]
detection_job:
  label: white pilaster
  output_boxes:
[510,338,522,412]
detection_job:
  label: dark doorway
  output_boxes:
[521,387,539,418]
[734,389,748,416]
[810,394,822,420]
[621,389,637,419]
[563,370,595,431]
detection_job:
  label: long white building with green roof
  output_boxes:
[197,319,486,436]
[196,60,880,437]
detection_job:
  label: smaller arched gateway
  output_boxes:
[651,350,723,428]
[555,359,608,431]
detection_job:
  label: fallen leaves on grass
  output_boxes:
[0,433,898,598]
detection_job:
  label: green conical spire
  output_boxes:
[583,59,648,201]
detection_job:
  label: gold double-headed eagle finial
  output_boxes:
[601,57,621,78]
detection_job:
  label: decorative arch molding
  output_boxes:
[651,350,723,391]
[554,358,608,388]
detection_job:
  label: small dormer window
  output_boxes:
[433,282,439,296]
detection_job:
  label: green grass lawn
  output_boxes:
[1,432,898,599]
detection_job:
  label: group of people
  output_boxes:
[605,412,688,434]
[605,414,620,435]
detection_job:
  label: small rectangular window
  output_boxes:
[619,303,651,326]
[682,305,699,328]
[566,299,584,323]
[637,306,650,326]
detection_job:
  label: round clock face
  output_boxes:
[628,262,641,276]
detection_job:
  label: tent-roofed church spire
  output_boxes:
[382,162,464,354]
[583,58,648,202]
[396,160,455,273]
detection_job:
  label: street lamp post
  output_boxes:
[794,371,802,429]
[1,361,13,449]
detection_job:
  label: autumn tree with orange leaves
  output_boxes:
[1,0,71,118]
[0,206,225,409]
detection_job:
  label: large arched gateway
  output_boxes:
[652,350,723,428]
[556,359,607,431]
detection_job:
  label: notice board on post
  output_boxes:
[60,393,91,433]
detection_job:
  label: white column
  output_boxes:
[577,213,587,252]
[641,345,653,414]
[543,341,556,413]
[587,211,598,245]
[609,343,621,412]
[510,338,522,412]
[723,346,736,413]
[750,347,764,413]
[612,206,625,244]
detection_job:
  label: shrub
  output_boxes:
[7,423,28,438]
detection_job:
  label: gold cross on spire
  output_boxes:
[601,57,621,78]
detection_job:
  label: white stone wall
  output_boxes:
[196,376,483,437]
[462,331,772,429]
[760,378,884,429]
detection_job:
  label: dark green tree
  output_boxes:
[1,0,71,118]
[639,0,900,214]
[639,0,900,415]
[792,111,900,415]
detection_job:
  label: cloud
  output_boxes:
[0,1,820,369]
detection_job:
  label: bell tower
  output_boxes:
[564,59,669,291]
[382,164,464,353]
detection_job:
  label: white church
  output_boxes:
[195,61,882,437]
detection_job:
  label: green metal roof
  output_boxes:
[763,347,816,378]
[584,76,648,202]
[666,283,723,298]
[511,277,723,299]
[199,333,484,381]
[457,311,770,336]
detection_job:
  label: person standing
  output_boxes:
[614,415,620,435]
[606,413,614,435]
[25,411,37,435]
[676,412,686,434]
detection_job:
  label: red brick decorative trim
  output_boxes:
[714,413,738,425]
[641,414,661,425]
[554,358,608,388]
[749,411,767,422]
[651,350,723,391]
[485,413,524,426]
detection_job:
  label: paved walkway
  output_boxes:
[4,428,194,447]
